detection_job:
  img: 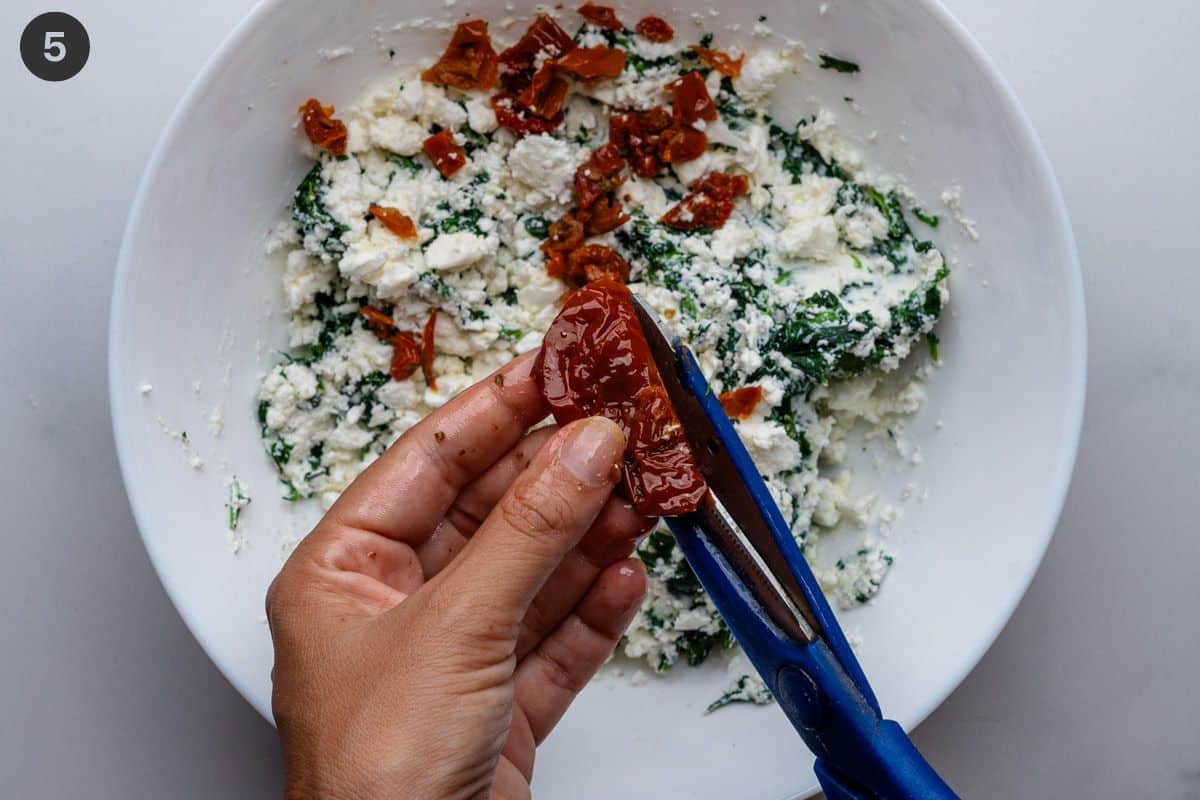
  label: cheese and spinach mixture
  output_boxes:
[258,12,948,710]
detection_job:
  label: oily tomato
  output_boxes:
[553,46,627,80]
[420,19,499,90]
[719,385,764,419]
[635,16,673,42]
[360,306,423,381]
[534,280,707,515]
[422,130,467,178]
[693,46,745,77]
[500,15,575,70]
[662,172,750,231]
[577,3,623,30]
[574,142,627,210]
[421,308,439,390]
[298,99,348,156]
[659,126,708,164]
[565,244,631,285]
[368,205,419,241]
[670,71,717,126]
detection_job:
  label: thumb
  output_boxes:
[434,416,626,627]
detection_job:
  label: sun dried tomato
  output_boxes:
[360,306,397,339]
[389,332,423,381]
[719,385,764,419]
[493,94,565,135]
[298,99,348,156]
[553,45,627,80]
[635,16,673,42]
[564,244,630,285]
[421,19,499,90]
[574,142,626,209]
[693,46,745,78]
[368,205,419,241]
[515,66,570,119]
[577,3,623,30]
[544,212,587,255]
[609,107,672,177]
[583,195,630,235]
[661,172,749,231]
[694,171,750,199]
[534,280,707,516]
[361,306,422,381]
[500,15,575,70]
[422,130,467,178]
[421,308,439,390]
[659,126,707,163]
[670,71,717,126]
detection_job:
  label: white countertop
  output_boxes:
[3,0,1198,796]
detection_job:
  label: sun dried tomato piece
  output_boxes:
[541,212,587,274]
[546,212,587,251]
[565,244,630,284]
[422,130,467,178]
[298,99,348,156]
[421,19,499,90]
[635,16,673,42]
[661,172,749,231]
[719,385,764,419]
[368,205,419,241]
[609,107,672,177]
[662,194,732,232]
[578,2,623,30]
[583,195,630,235]
[361,306,423,381]
[694,171,750,199]
[361,306,396,339]
[574,142,627,209]
[693,46,745,78]
[493,94,565,135]
[670,71,717,126]
[659,126,707,163]
[421,308,439,390]
[534,280,707,516]
[389,331,422,381]
[500,15,575,70]
[553,45,627,80]
[515,66,570,119]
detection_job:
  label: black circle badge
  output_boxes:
[21,12,89,82]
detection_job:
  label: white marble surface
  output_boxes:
[2,0,1197,797]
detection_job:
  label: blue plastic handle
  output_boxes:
[664,346,959,800]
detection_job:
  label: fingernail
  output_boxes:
[559,418,625,487]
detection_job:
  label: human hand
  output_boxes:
[266,351,654,799]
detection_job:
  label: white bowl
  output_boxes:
[110,0,1084,797]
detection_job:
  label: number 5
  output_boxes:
[44,31,66,62]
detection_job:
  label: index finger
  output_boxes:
[326,350,549,544]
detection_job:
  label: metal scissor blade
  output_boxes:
[631,295,822,642]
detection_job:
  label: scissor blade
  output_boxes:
[631,295,821,641]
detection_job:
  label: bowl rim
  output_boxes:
[109,0,1087,759]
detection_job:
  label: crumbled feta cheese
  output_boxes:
[506,134,580,206]
[424,232,497,271]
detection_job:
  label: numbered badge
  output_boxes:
[21,12,90,82]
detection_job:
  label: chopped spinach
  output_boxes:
[387,153,423,175]
[523,215,550,239]
[819,54,861,74]
[292,162,348,260]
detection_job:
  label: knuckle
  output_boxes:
[500,481,575,545]
[537,644,586,694]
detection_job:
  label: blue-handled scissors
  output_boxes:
[631,296,959,800]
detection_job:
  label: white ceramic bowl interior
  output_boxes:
[110,0,1084,797]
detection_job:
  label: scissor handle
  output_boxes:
[668,517,958,800]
